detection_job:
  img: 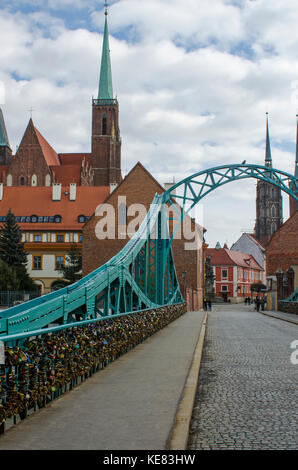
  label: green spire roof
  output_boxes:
[98,12,114,100]
[265,113,272,167]
[0,108,10,148]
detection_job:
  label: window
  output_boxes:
[102,114,107,135]
[221,285,228,292]
[54,215,62,223]
[56,234,65,243]
[78,215,86,223]
[31,215,38,223]
[20,177,25,186]
[221,269,228,279]
[79,234,83,242]
[33,255,42,270]
[31,174,37,187]
[55,256,65,270]
[33,234,42,242]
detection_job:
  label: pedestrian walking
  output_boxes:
[208,299,212,311]
[203,297,207,311]
[261,297,265,311]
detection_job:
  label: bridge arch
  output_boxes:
[163,164,298,214]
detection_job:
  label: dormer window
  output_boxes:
[78,215,86,223]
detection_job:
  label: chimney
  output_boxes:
[52,183,62,201]
[164,177,176,195]
[110,182,118,194]
[70,183,77,201]
[0,183,3,201]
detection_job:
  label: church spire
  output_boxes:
[98,3,114,100]
[265,112,272,167]
[0,107,10,148]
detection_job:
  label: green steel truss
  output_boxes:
[0,164,297,339]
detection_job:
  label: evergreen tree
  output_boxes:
[0,209,27,266]
[0,259,20,291]
[59,244,82,285]
[0,210,37,291]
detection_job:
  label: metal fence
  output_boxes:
[0,291,41,308]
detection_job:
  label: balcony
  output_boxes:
[92,98,118,106]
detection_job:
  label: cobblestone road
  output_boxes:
[188,305,298,450]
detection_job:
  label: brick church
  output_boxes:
[263,116,298,304]
[0,8,205,307]
[0,8,122,293]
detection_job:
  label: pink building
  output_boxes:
[206,247,266,302]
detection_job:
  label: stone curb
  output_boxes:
[260,311,298,326]
[166,312,208,450]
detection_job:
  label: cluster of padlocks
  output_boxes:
[0,304,186,428]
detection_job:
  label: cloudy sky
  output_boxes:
[0,0,297,248]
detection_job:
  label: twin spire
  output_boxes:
[265,112,272,168]
[97,3,114,100]
[265,112,298,178]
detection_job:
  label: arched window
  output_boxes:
[102,114,107,135]
[20,176,25,186]
[31,174,37,186]
[272,206,275,217]
[7,174,12,186]
[271,222,276,235]
[45,174,51,186]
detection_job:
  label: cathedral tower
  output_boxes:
[254,113,283,247]
[91,5,122,188]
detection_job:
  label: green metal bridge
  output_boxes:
[0,164,297,343]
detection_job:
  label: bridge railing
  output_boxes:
[0,302,186,434]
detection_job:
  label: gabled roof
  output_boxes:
[206,247,263,271]
[246,233,266,252]
[16,119,60,167]
[34,124,60,166]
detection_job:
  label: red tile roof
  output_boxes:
[206,248,263,270]
[51,165,81,185]
[59,153,92,166]
[0,186,110,230]
[34,126,60,167]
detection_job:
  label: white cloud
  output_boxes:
[0,1,297,248]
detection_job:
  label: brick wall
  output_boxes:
[266,211,298,275]
[8,120,50,187]
[83,163,204,310]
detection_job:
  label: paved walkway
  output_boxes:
[261,309,298,325]
[0,311,204,450]
[188,304,298,450]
